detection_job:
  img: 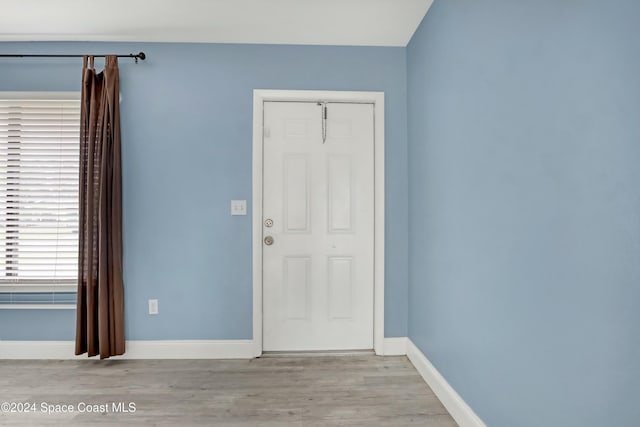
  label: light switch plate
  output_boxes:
[231,200,247,216]
[148,299,158,315]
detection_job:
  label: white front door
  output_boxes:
[262,101,375,351]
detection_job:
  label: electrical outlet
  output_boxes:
[148,299,159,315]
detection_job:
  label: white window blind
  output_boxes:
[0,93,80,296]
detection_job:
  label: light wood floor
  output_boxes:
[0,355,457,426]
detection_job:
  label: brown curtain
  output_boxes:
[75,56,125,359]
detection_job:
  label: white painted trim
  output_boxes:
[0,340,254,360]
[373,94,385,357]
[382,337,408,356]
[252,90,385,357]
[0,304,75,310]
[0,91,80,100]
[252,92,264,358]
[407,339,487,427]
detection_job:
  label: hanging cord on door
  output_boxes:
[318,102,328,143]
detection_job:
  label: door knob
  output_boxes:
[264,236,274,246]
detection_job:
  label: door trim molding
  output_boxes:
[252,90,385,357]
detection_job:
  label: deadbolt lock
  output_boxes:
[264,236,274,246]
[264,219,274,228]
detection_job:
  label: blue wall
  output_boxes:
[407,1,640,426]
[0,42,409,340]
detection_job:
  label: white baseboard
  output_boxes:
[0,340,254,360]
[382,337,408,356]
[406,339,486,427]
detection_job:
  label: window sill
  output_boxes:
[0,304,76,310]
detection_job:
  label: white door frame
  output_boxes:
[252,89,385,357]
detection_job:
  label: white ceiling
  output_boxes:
[0,0,433,47]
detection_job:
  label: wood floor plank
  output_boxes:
[0,355,457,426]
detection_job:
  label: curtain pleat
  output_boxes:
[75,56,125,359]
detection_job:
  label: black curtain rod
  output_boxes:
[0,52,146,63]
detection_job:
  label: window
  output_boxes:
[0,93,80,294]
